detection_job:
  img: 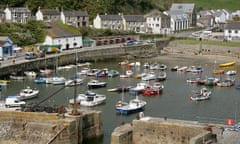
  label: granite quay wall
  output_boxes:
[164,41,240,58]
[111,117,225,144]
[0,109,103,144]
[0,40,168,77]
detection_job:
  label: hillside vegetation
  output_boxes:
[0,0,239,21]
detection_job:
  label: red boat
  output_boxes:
[142,87,161,96]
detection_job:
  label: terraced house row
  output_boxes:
[1,3,240,38]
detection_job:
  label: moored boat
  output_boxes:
[87,79,107,89]
[69,91,106,107]
[190,87,211,101]
[16,86,39,100]
[219,61,235,67]
[115,96,147,115]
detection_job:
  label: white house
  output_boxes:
[224,22,240,39]
[4,6,31,23]
[43,22,82,51]
[144,10,171,34]
[93,14,123,30]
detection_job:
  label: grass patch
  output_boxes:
[184,0,240,11]
[174,39,240,47]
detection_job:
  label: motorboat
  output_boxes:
[190,87,211,101]
[86,69,100,77]
[107,86,133,93]
[96,68,108,77]
[52,76,66,85]
[129,82,150,95]
[115,96,147,115]
[212,69,224,75]
[0,80,10,86]
[155,71,167,81]
[87,79,107,89]
[226,70,237,76]
[141,73,156,81]
[108,69,119,77]
[24,71,37,78]
[65,75,84,86]
[142,87,160,96]
[34,77,46,84]
[119,70,133,78]
[5,96,26,107]
[216,78,235,87]
[16,86,39,100]
[69,91,106,107]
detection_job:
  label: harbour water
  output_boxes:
[0,57,240,144]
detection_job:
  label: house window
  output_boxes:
[228,30,231,33]
[156,24,159,27]
[235,30,238,34]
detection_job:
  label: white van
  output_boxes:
[5,96,26,107]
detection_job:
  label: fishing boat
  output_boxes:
[129,82,150,95]
[16,86,39,100]
[190,87,211,101]
[204,76,219,86]
[0,80,10,86]
[115,95,147,115]
[171,66,179,71]
[155,71,167,81]
[119,70,133,78]
[96,68,108,77]
[142,87,160,96]
[24,71,37,78]
[87,79,107,89]
[9,72,25,80]
[216,78,235,87]
[141,73,156,81]
[65,75,84,87]
[219,61,235,67]
[108,69,119,77]
[212,69,224,75]
[225,70,237,76]
[5,96,26,107]
[52,76,66,85]
[34,77,46,84]
[69,91,106,107]
[107,86,133,93]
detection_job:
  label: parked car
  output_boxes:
[25,52,38,60]
[122,40,136,46]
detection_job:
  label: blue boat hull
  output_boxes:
[116,107,145,115]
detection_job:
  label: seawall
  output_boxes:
[111,117,225,144]
[0,40,168,77]
[0,108,103,144]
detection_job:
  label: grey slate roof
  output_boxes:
[124,15,145,22]
[225,22,240,29]
[99,15,122,21]
[9,7,31,13]
[170,3,195,13]
[63,11,88,17]
[42,9,60,15]
[144,10,169,18]
[46,22,80,38]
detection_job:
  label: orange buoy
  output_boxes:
[226,119,234,125]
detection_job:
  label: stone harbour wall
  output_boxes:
[111,117,224,144]
[0,110,103,144]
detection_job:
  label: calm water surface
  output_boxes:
[1,58,240,144]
